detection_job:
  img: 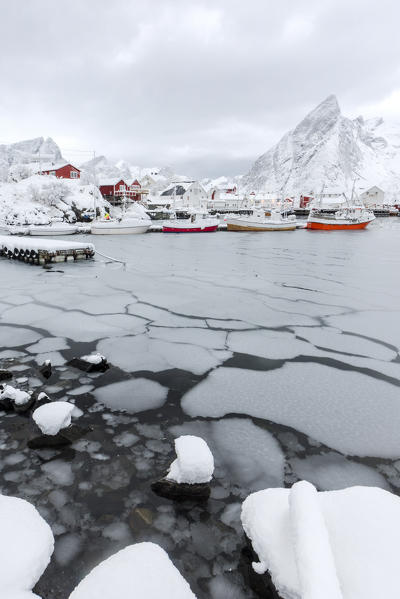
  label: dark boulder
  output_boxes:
[0,369,12,382]
[68,356,109,373]
[39,361,52,379]
[151,478,211,502]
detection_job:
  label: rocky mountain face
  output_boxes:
[0,137,64,182]
[242,95,400,200]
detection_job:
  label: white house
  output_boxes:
[160,181,208,209]
[360,185,385,207]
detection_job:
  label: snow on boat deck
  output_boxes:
[0,235,95,265]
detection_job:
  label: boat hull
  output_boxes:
[306,220,372,230]
[162,225,218,233]
[29,227,77,236]
[226,219,296,231]
[91,224,150,235]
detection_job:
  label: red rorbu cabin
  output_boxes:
[40,163,81,179]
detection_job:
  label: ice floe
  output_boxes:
[93,378,168,413]
[69,542,196,599]
[227,329,316,360]
[0,325,42,347]
[181,364,400,457]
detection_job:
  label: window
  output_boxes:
[120,185,126,191]
[70,171,78,178]
[50,171,56,176]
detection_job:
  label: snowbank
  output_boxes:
[0,493,54,598]
[69,542,196,599]
[167,435,214,484]
[32,401,75,435]
[241,481,400,598]
[0,175,108,226]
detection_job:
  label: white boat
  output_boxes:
[307,206,375,230]
[226,210,297,231]
[90,218,150,235]
[29,223,78,236]
[163,212,218,233]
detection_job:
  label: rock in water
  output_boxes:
[39,360,52,379]
[0,369,12,382]
[68,353,109,373]
[152,435,214,502]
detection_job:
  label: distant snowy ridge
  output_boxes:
[242,95,400,200]
[0,137,63,182]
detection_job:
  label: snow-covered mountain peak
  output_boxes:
[242,96,400,200]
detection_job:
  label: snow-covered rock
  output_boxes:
[167,435,214,484]
[32,401,75,435]
[242,95,400,201]
[241,481,400,599]
[0,493,54,598]
[69,542,196,599]
[81,352,106,365]
[0,384,31,406]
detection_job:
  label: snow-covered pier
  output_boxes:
[0,235,95,265]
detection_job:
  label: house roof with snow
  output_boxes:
[39,161,80,172]
[161,184,189,197]
[98,178,126,187]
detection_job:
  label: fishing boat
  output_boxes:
[90,218,150,235]
[226,209,297,231]
[28,223,78,236]
[307,206,375,230]
[163,211,218,233]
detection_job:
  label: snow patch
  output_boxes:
[167,435,214,484]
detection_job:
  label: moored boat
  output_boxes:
[306,206,375,230]
[163,212,218,233]
[226,210,297,231]
[90,218,150,235]
[29,223,78,236]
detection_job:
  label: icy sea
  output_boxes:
[1,220,400,598]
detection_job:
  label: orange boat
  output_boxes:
[307,206,375,230]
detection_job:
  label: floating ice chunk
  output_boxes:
[228,329,315,360]
[181,365,400,457]
[148,327,227,350]
[97,334,224,375]
[0,493,54,597]
[293,326,396,361]
[102,522,131,542]
[33,401,75,435]
[67,385,94,396]
[291,453,390,491]
[0,325,42,348]
[55,533,83,566]
[26,337,69,354]
[69,542,196,599]
[41,460,74,486]
[34,351,66,366]
[93,379,168,414]
[0,384,31,405]
[167,436,214,484]
[327,311,400,351]
[241,482,400,599]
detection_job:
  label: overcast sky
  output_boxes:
[0,0,399,177]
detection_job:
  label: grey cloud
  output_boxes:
[0,0,399,177]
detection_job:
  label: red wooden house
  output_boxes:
[129,179,142,201]
[98,178,128,200]
[40,162,80,179]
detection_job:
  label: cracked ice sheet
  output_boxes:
[326,311,400,352]
[128,303,207,328]
[0,325,42,347]
[97,335,232,375]
[1,303,145,342]
[181,364,400,458]
[227,329,317,360]
[27,337,69,353]
[290,453,390,491]
[148,326,227,349]
[93,378,168,413]
[293,326,397,361]
[170,418,285,492]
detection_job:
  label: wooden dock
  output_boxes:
[0,236,95,265]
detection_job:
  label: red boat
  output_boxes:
[307,206,375,230]
[163,212,218,233]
